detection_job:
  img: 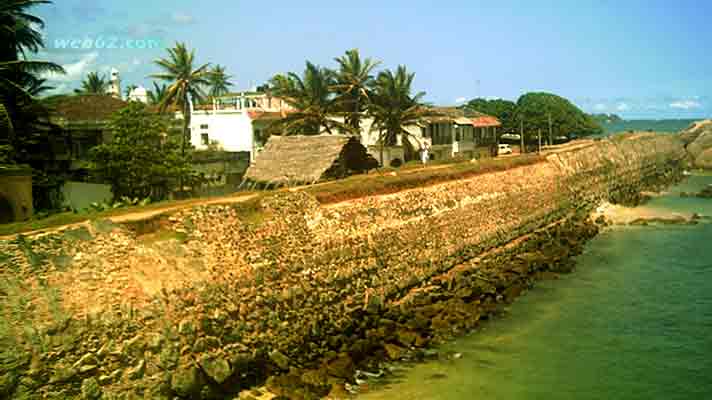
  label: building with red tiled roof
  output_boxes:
[190,92,504,167]
[355,106,503,163]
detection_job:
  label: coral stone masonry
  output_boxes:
[0,133,689,399]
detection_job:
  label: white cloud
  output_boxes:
[43,52,99,82]
[44,82,70,95]
[669,100,701,110]
[171,12,195,24]
[616,102,630,112]
[455,97,467,104]
[594,103,607,111]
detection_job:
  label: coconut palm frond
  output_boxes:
[208,64,234,97]
[367,65,439,165]
[333,49,380,134]
[268,62,342,136]
[0,101,14,139]
[75,71,109,95]
[150,42,211,154]
[0,0,53,56]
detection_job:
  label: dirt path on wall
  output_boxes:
[0,192,259,240]
[1,161,493,240]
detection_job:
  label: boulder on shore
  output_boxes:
[679,120,712,144]
[680,120,712,168]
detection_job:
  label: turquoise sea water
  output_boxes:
[601,119,698,135]
[360,174,712,400]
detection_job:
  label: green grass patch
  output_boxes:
[0,192,257,237]
[0,155,542,237]
[230,195,266,226]
[137,230,189,245]
[306,154,544,204]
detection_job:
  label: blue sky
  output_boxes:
[35,0,712,119]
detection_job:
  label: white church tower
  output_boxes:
[108,68,121,99]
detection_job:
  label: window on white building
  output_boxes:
[200,124,208,130]
[201,133,210,145]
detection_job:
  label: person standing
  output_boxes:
[421,143,430,164]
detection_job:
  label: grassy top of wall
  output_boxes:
[0,155,545,237]
[304,154,544,204]
[11,128,685,238]
[0,193,262,237]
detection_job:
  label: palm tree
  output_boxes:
[124,84,138,99]
[0,60,60,94]
[333,49,379,136]
[22,76,53,97]
[1,0,68,210]
[0,102,13,143]
[368,65,438,166]
[269,62,350,135]
[1,0,64,145]
[0,0,51,61]
[0,60,63,144]
[151,42,211,155]
[147,82,168,105]
[75,72,109,95]
[208,64,233,98]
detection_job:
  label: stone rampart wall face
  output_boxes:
[0,133,688,399]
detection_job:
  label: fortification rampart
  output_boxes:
[0,133,687,399]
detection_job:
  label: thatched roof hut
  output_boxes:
[243,135,377,186]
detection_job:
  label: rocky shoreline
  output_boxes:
[0,132,689,399]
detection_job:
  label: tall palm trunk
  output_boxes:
[379,130,385,167]
[351,96,361,138]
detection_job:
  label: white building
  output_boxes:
[354,108,501,166]
[189,92,293,161]
[107,68,121,99]
[189,96,501,166]
[127,85,149,103]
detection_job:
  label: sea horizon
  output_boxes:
[601,118,704,135]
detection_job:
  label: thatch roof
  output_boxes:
[244,135,374,186]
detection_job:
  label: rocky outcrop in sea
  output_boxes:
[679,120,712,169]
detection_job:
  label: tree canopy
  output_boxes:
[147,82,168,105]
[368,65,437,164]
[333,49,380,134]
[89,102,193,200]
[73,72,108,95]
[516,92,603,140]
[150,42,212,154]
[462,98,517,132]
[207,64,234,97]
[269,62,350,135]
[266,52,435,161]
[590,113,623,124]
[1,0,66,210]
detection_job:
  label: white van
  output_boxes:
[497,144,513,155]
